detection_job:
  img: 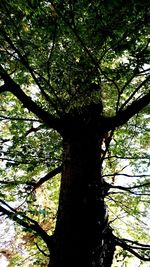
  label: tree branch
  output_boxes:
[0,200,52,247]
[0,180,28,186]
[0,115,41,122]
[33,165,62,190]
[116,237,150,261]
[25,125,44,136]
[111,182,150,191]
[110,190,150,197]
[105,173,150,195]
[121,238,150,248]
[120,74,150,110]
[0,166,61,193]
[0,27,61,111]
[107,90,150,129]
[104,155,149,160]
[35,242,49,257]
[103,173,150,178]
[0,65,61,132]
[0,157,37,165]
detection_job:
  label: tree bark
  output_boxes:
[48,121,116,267]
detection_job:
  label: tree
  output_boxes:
[0,0,150,266]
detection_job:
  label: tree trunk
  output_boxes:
[48,124,116,267]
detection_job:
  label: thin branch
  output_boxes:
[25,125,44,136]
[0,65,61,132]
[33,165,62,190]
[50,2,101,77]
[120,74,150,110]
[0,199,16,213]
[0,157,35,165]
[0,200,52,246]
[0,28,59,110]
[110,191,150,197]
[58,2,122,93]
[103,173,150,178]
[0,166,61,196]
[0,138,10,143]
[138,67,150,75]
[120,38,150,97]
[107,195,148,226]
[124,245,150,250]
[108,176,150,195]
[0,115,41,122]
[47,22,57,83]
[1,25,66,114]
[111,182,150,191]
[104,155,149,160]
[0,179,39,188]
[121,238,150,248]
[35,242,50,257]
[115,65,140,112]
[116,238,150,261]
[120,66,139,94]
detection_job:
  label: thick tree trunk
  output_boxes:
[48,126,116,267]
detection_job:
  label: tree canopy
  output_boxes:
[0,0,150,266]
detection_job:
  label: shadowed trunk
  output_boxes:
[48,120,116,267]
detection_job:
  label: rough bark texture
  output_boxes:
[48,114,116,267]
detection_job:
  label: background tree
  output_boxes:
[0,0,150,266]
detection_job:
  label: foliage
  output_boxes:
[0,0,150,266]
